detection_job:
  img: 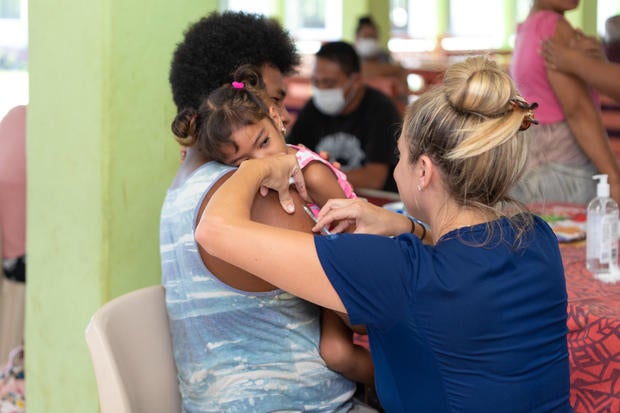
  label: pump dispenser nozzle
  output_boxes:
[593,174,610,198]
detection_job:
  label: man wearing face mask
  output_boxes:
[355,15,409,113]
[287,41,401,192]
[355,16,393,64]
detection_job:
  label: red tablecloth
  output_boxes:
[561,243,620,413]
[529,202,620,412]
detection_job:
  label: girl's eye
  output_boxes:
[260,136,271,148]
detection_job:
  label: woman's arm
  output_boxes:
[196,170,318,292]
[197,155,347,313]
[548,19,620,203]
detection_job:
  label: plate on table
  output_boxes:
[529,202,587,243]
[383,201,405,214]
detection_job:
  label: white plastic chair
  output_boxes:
[85,285,181,413]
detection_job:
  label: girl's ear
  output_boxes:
[268,104,286,135]
[268,104,279,122]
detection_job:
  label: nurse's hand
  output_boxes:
[315,198,411,236]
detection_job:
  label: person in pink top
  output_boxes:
[0,105,27,361]
[511,0,620,205]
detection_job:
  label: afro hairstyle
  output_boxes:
[169,11,300,112]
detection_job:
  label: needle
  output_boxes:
[302,205,332,235]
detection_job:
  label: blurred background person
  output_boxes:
[355,15,393,64]
[287,41,401,192]
[604,14,620,63]
[355,15,409,111]
[511,0,620,205]
[0,105,26,362]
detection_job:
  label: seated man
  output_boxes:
[287,41,402,192]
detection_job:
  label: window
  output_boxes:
[388,0,533,52]
[0,0,20,19]
[284,0,342,41]
[388,0,438,53]
[390,0,409,35]
[219,0,277,16]
[283,0,342,55]
[597,0,620,38]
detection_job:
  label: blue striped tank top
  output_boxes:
[160,161,355,412]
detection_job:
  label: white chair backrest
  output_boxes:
[85,285,181,413]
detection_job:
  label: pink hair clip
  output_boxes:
[232,81,244,89]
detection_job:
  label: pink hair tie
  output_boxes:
[232,81,244,89]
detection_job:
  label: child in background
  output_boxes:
[171,64,374,385]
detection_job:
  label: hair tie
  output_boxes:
[445,93,539,131]
[232,81,244,89]
[510,99,539,131]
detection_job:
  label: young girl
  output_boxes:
[171,65,395,385]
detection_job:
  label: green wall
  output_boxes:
[342,0,391,44]
[27,0,217,411]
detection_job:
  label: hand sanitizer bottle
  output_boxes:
[586,174,620,281]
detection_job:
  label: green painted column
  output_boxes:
[368,0,392,48]
[27,0,217,411]
[503,0,516,49]
[341,0,391,45]
[342,0,370,42]
[273,0,286,25]
[581,0,599,35]
[436,0,449,37]
[566,0,597,34]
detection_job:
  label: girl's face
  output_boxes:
[221,117,288,166]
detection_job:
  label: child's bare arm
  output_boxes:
[302,161,348,207]
[320,309,374,385]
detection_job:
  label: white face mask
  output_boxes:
[312,86,347,116]
[355,38,379,58]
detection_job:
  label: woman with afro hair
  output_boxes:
[161,11,375,413]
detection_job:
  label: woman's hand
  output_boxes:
[541,34,605,72]
[314,198,411,236]
[241,154,308,214]
[295,143,341,170]
[318,150,341,170]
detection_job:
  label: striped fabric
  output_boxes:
[160,161,355,413]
